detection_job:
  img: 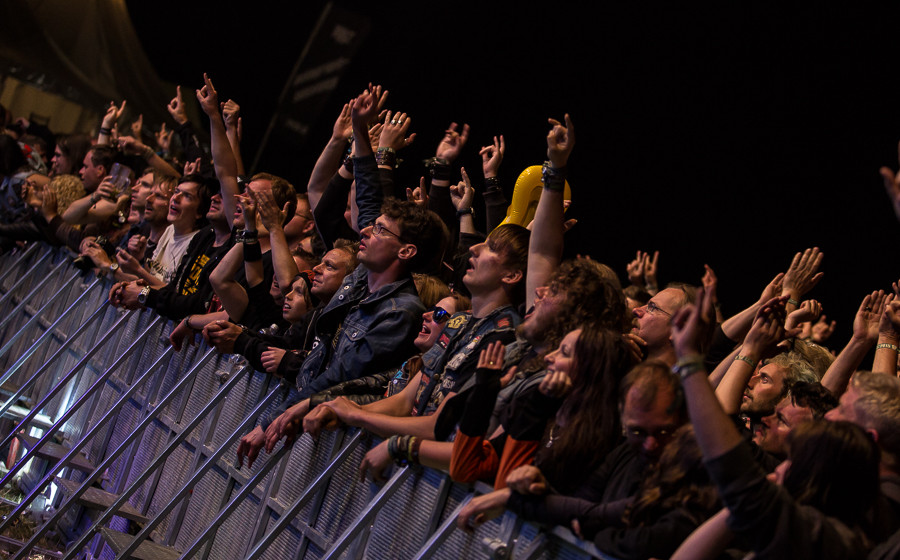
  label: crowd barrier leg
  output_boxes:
[0,275,96,363]
[64,364,254,559]
[244,430,364,560]
[8,348,216,560]
[0,313,156,533]
[107,383,284,560]
[0,301,111,422]
[0,307,133,477]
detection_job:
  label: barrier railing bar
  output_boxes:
[0,243,40,291]
[0,243,39,287]
[63,364,253,560]
[320,464,414,560]
[106,381,282,560]
[10,348,216,560]
[162,366,237,547]
[0,249,52,308]
[0,259,69,332]
[0,301,111,423]
[289,428,349,560]
[177,444,291,560]
[244,430,365,560]
[0,317,164,534]
[0,308,135,478]
[422,473,454,548]
[0,274,95,363]
[411,493,474,560]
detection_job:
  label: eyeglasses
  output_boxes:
[645,300,671,316]
[428,306,451,324]
[624,426,676,441]
[372,222,403,240]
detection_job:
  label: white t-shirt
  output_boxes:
[146,225,198,284]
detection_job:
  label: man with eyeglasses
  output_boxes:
[457,360,688,533]
[632,283,696,366]
[234,87,449,468]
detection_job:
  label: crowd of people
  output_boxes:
[3,74,900,559]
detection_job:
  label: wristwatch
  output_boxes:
[109,262,119,274]
[137,286,150,305]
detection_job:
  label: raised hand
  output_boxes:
[480,135,505,178]
[235,191,258,230]
[251,188,289,232]
[435,122,470,163]
[332,102,353,142]
[449,167,475,210]
[405,177,429,209]
[183,157,202,176]
[626,250,646,287]
[743,296,794,359]
[101,100,127,130]
[546,114,575,169]
[196,73,220,117]
[786,299,822,329]
[810,315,837,343]
[222,99,241,129]
[644,251,660,288]
[671,285,718,358]
[130,114,143,139]
[167,86,188,125]
[351,89,380,130]
[880,141,900,221]
[854,290,889,343]
[476,341,505,373]
[155,123,172,153]
[782,247,824,301]
[379,110,415,151]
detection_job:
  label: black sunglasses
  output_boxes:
[429,306,451,323]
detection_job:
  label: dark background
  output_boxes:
[124,2,900,350]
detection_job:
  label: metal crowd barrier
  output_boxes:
[0,243,612,560]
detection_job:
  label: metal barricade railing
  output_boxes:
[0,243,610,560]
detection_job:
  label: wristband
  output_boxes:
[541,161,566,192]
[375,147,397,168]
[877,343,899,352]
[99,127,112,136]
[456,207,474,219]
[787,298,800,307]
[137,286,150,306]
[484,176,500,190]
[425,157,451,182]
[410,436,422,465]
[734,354,758,368]
[142,145,155,160]
[673,354,705,381]
[236,229,258,244]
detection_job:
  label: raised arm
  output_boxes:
[254,188,299,294]
[308,101,353,212]
[714,297,792,414]
[350,86,387,228]
[526,114,574,310]
[821,290,887,395]
[873,294,900,376]
[97,100,126,146]
[222,99,245,177]
[197,73,237,229]
[780,247,823,314]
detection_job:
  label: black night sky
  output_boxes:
[124,2,900,349]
